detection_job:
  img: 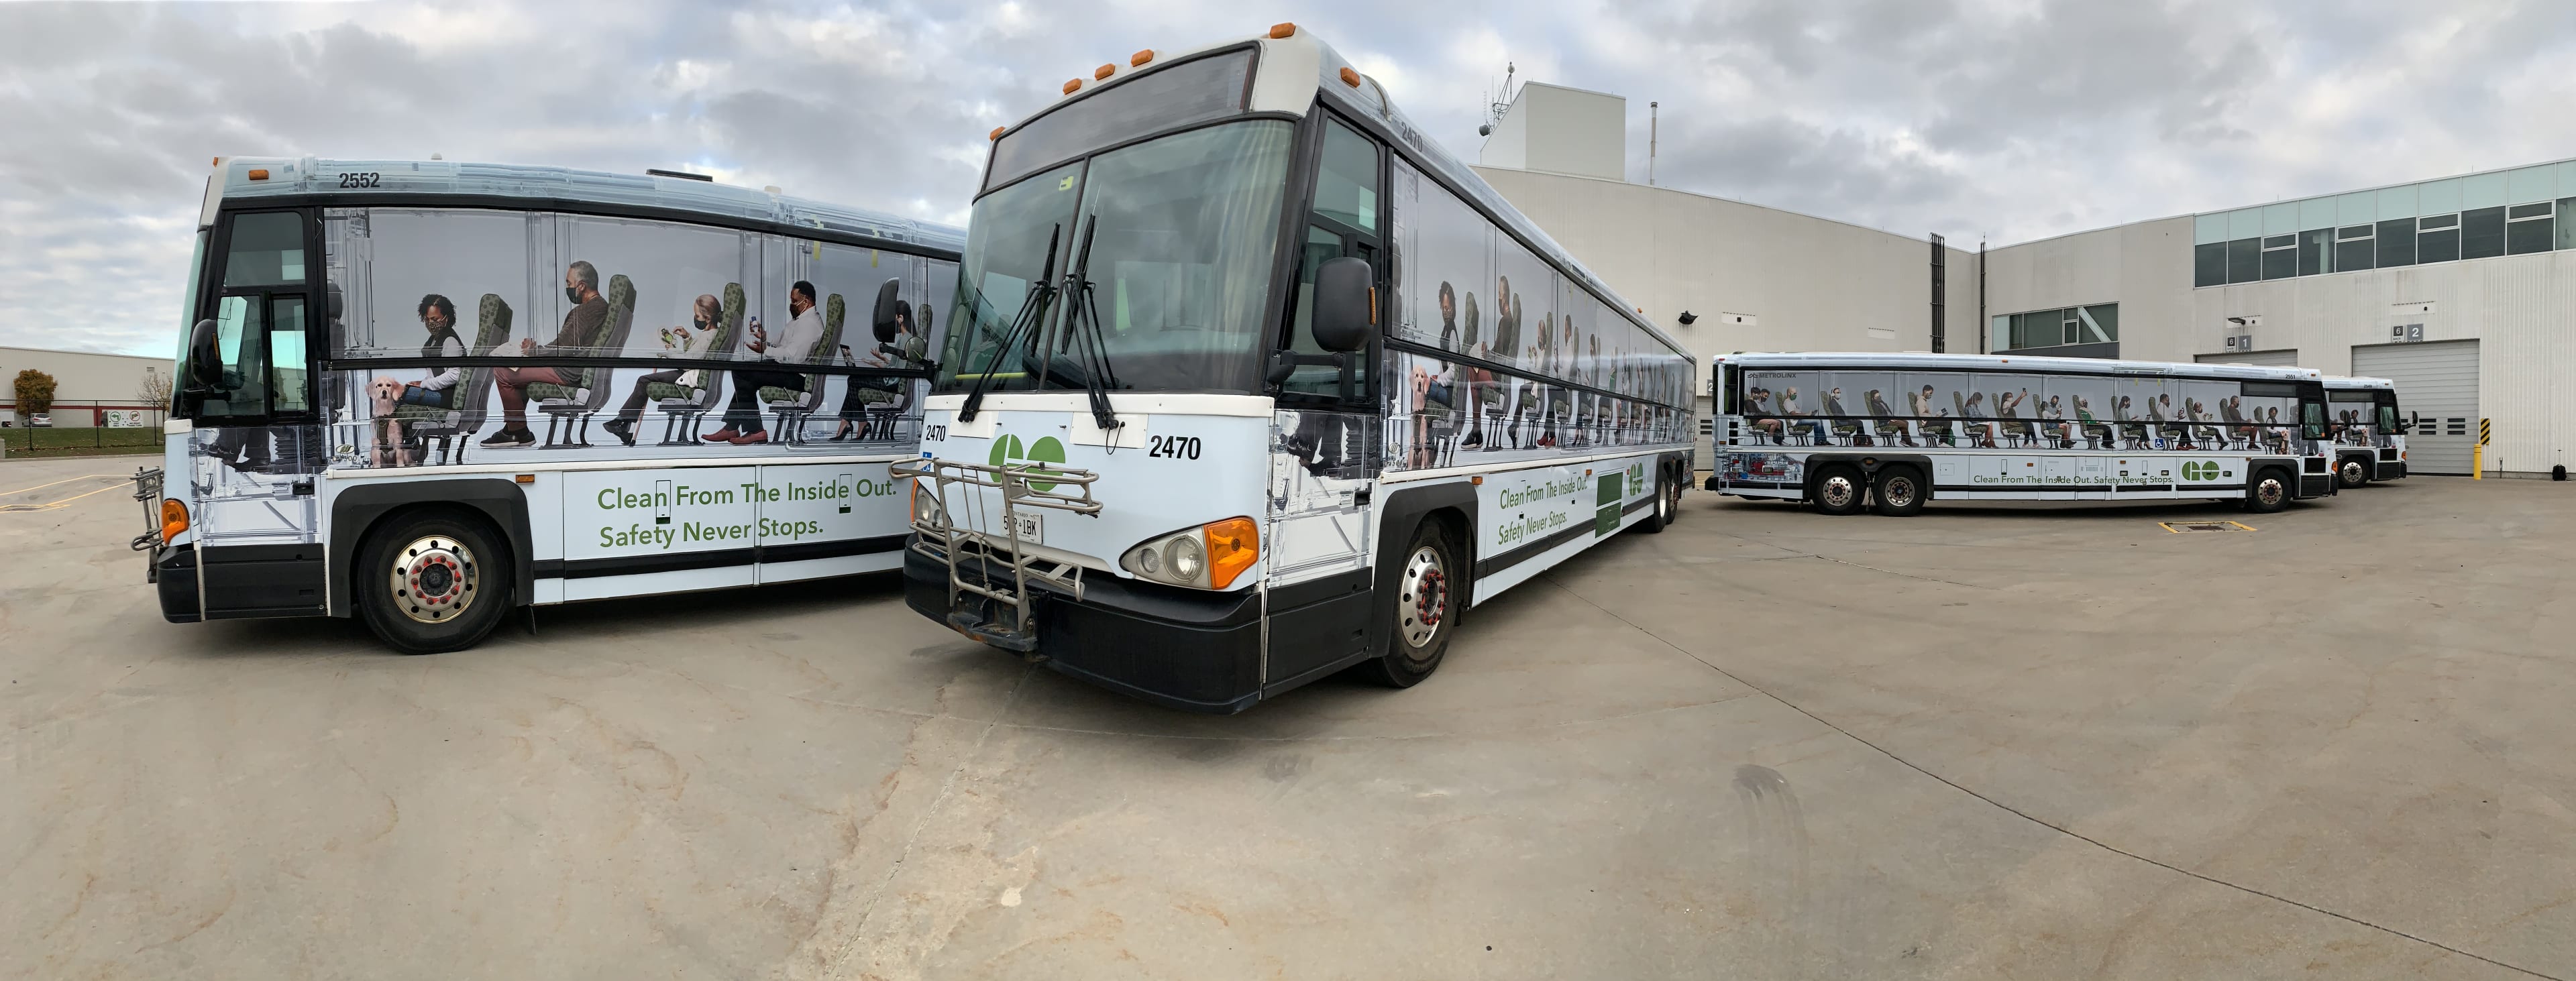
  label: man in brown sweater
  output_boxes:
[484,261,610,447]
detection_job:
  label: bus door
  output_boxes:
[178,208,329,616]
[1263,113,1388,684]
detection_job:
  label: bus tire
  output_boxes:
[356,508,513,654]
[2243,468,2292,514]
[1638,466,1676,534]
[1810,464,1865,516]
[2337,456,2371,489]
[1871,465,1927,517]
[1362,520,1458,689]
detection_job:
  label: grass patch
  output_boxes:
[0,426,162,459]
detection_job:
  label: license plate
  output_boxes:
[1011,512,1042,544]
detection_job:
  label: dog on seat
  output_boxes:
[366,376,413,467]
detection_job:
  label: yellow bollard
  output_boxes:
[2473,443,2482,479]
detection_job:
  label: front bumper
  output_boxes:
[902,546,1263,713]
[2378,461,2408,479]
[156,544,201,623]
[2299,473,2335,498]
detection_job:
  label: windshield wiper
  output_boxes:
[958,224,1061,423]
[1054,217,1123,436]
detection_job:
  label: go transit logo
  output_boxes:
[989,434,1068,492]
[2180,460,2226,481]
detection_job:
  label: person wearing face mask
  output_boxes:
[703,280,826,445]
[485,261,612,447]
[600,292,722,447]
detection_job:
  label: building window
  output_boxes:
[2194,242,2227,287]
[1998,304,2116,350]
[2506,202,2553,255]
[2557,197,2576,251]
[2418,213,2461,264]
[2260,235,2296,280]
[2375,218,2416,266]
[2298,229,2330,275]
[2226,238,2261,283]
[2333,225,2374,272]
[2461,206,2507,259]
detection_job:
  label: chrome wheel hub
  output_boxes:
[1398,545,1447,649]
[1883,476,1915,507]
[2258,479,2286,506]
[389,534,478,624]
[2341,461,2365,483]
[1821,475,1857,509]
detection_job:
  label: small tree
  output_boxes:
[13,369,54,421]
[136,368,174,421]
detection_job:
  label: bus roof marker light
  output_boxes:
[1269,22,1296,38]
[1063,78,1082,95]
[989,127,1006,141]
[247,168,270,181]
[1339,66,1362,88]
[1095,63,1116,80]
[1131,49,1155,67]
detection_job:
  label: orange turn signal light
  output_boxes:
[1094,63,1115,80]
[1204,517,1258,589]
[1269,22,1297,39]
[160,498,189,540]
[1063,78,1082,95]
[1339,66,1361,88]
[1131,49,1155,67]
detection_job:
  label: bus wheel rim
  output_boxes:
[2342,461,2363,482]
[1884,477,1914,507]
[389,535,478,625]
[1822,476,1856,508]
[2260,479,2285,506]
[1399,545,1446,648]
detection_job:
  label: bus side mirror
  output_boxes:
[1310,257,1372,353]
[185,319,223,392]
[871,278,902,343]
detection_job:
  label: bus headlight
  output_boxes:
[1121,517,1258,590]
[910,481,943,526]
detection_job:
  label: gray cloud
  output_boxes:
[4,0,2573,355]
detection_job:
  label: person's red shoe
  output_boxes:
[728,431,769,445]
[700,428,739,443]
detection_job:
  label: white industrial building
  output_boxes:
[1471,81,2571,477]
[0,345,171,428]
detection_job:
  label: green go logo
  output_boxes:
[989,434,1067,492]
[2180,460,2222,481]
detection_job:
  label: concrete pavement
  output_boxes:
[3,453,2569,979]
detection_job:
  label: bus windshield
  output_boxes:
[938,119,1294,396]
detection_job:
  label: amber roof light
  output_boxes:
[1094,63,1115,80]
[1131,49,1155,66]
[1063,78,1082,95]
[989,127,1006,141]
[1269,22,1296,39]
[1339,67,1361,88]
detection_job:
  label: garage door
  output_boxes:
[2353,340,2479,475]
[2195,349,2301,367]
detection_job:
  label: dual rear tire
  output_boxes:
[1810,463,1925,517]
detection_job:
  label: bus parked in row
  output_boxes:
[1705,352,2335,514]
[895,25,1697,712]
[142,156,962,652]
[2324,375,2408,487]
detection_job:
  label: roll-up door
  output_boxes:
[2194,349,2300,367]
[2352,340,2479,475]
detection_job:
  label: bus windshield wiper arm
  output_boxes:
[959,224,1061,423]
[1056,217,1122,435]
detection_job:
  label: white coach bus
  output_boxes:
[1704,352,2336,514]
[895,25,1697,712]
[143,156,962,652]
[2324,375,2408,487]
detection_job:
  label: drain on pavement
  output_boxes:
[2159,520,2255,533]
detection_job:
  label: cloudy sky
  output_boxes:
[5,0,2575,356]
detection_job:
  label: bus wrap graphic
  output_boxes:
[988,434,1068,492]
[1595,473,1624,537]
[2179,460,2227,482]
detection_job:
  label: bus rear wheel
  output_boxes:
[2243,469,2292,514]
[2338,457,2371,489]
[1638,465,1678,534]
[1361,521,1457,689]
[356,508,513,654]
[1872,465,1927,516]
[1810,464,1865,516]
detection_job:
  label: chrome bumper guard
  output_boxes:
[892,456,1103,652]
